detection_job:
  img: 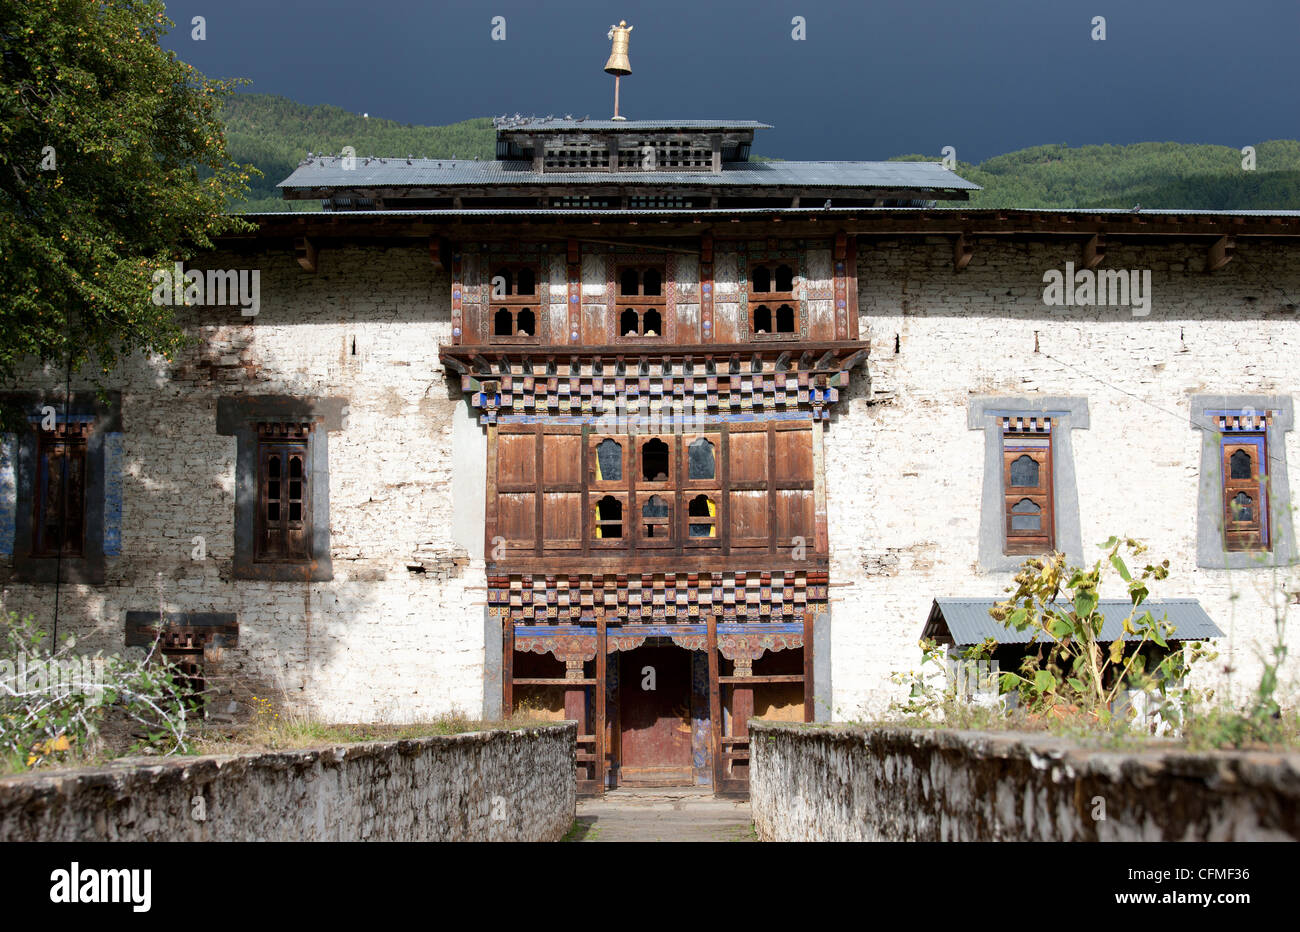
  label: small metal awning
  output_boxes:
[923,598,1224,647]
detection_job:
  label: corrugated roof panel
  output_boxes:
[237,206,1300,220]
[277,158,980,191]
[926,598,1224,646]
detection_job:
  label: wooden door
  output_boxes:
[618,645,693,786]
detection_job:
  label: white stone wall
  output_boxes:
[0,245,486,722]
[4,235,1298,726]
[830,236,1300,719]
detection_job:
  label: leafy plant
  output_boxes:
[0,613,193,770]
[986,537,1215,727]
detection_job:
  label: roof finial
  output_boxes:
[605,20,633,121]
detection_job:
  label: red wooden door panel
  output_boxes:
[618,646,693,786]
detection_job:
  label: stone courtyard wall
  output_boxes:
[750,720,1300,841]
[0,723,576,842]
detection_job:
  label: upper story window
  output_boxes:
[256,422,311,563]
[489,265,540,344]
[1002,421,1054,556]
[32,421,90,558]
[749,261,798,338]
[616,265,666,340]
[1218,415,1271,552]
[488,425,821,561]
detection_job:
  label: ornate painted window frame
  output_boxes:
[1190,394,1296,569]
[968,396,1089,572]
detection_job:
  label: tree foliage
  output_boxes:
[0,0,253,381]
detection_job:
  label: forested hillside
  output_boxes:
[894,141,1300,210]
[222,94,494,212]
[223,93,1300,212]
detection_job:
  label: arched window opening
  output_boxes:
[493,308,514,336]
[642,495,670,538]
[776,304,795,333]
[688,494,717,538]
[643,268,662,296]
[751,265,771,293]
[620,308,640,337]
[641,438,670,481]
[516,267,535,296]
[1230,492,1254,522]
[515,307,535,336]
[596,439,623,481]
[642,308,662,336]
[753,305,772,334]
[492,268,512,298]
[594,496,623,539]
[688,438,715,480]
[620,268,640,296]
[1230,449,1253,480]
[1010,454,1039,487]
[1010,498,1041,531]
[774,264,794,292]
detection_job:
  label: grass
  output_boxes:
[189,708,557,757]
[0,709,558,777]
[857,698,1300,751]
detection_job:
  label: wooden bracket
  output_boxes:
[953,233,973,271]
[1207,235,1236,272]
[294,236,317,273]
[1082,233,1106,270]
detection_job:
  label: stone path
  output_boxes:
[564,787,756,842]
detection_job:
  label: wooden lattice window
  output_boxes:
[256,423,311,562]
[616,266,666,340]
[749,261,798,339]
[638,493,673,548]
[1222,433,1269,551]
[489,264,541,344]
[32,422,90,558]
[1003,427,1054,555]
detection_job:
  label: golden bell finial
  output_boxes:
[605,21,633,120]
[604,21,632,76]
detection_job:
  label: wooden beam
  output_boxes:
[707,612,723,791]
[595,612,607,795]
[1082,233,1105,270]
[502,616,514,717]
[804,613,816,723]
[953,233,973,271]
[294,236,317,273]
[1207,235,1236,272]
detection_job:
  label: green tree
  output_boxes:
[0,0,254,381]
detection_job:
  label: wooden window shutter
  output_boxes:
[256,422,311,562]
[33,422,91,558]
[1002,418,1054,555]
[1222,434,1268,551]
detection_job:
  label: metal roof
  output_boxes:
[496,118,771,132]
[924,598,1224,646]
[277,158,979,192]
[238,205,1300,220]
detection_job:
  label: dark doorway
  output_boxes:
[618,645,693,786]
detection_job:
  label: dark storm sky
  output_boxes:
[159,0,1298,162]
